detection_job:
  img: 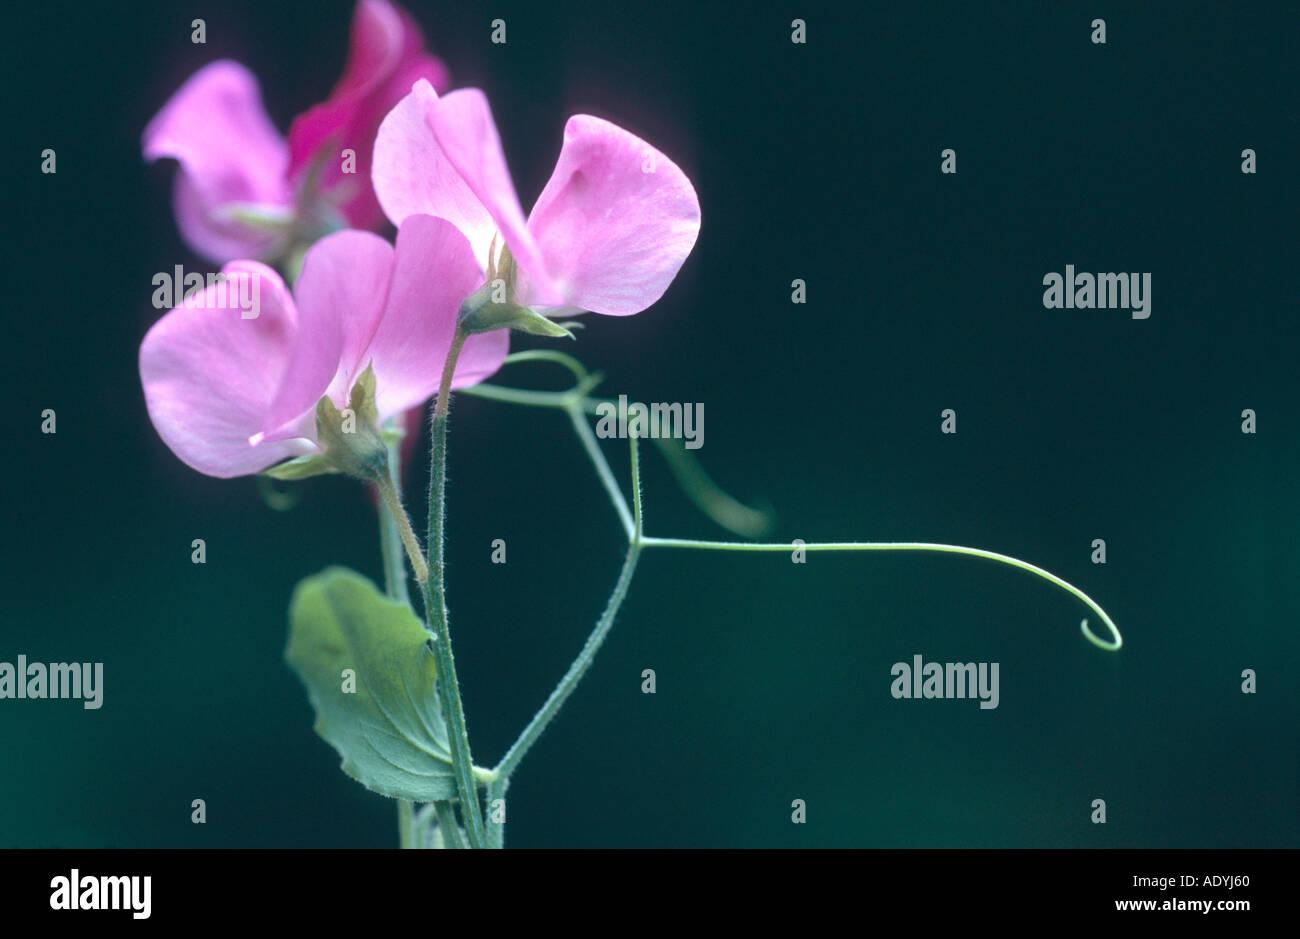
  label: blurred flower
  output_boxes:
[139,217,506,478]
[143,0,450,264]
[285,0,448,231]
[372,80,701,317]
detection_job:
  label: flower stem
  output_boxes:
[377,440,413,606]
[375,471,428,584]
[417,325,487,848]
[433,800,466,849]
[375,439,420,847]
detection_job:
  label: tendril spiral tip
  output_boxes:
[1080,617,1123,652]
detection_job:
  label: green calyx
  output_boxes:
[262,363,391,482]
[458,238,575,339]
[260,452,337,481]
[458,286,576,339]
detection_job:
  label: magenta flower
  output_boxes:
[143,0,450,264]
[139,216,506,478]
[372,80,701,317]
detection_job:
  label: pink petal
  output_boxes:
[363,215,508,419]
[287,0,451,230]
[259,230,395,442]
[526,115,701,315]
[143,61,291,263]
[372,80,499,269]
[426,89,557,302]
[140,262,314,478]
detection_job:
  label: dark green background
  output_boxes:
[5,0,1296,847]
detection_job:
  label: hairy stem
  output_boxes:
[494,436,645,782]
[375,439,424,847]
[375,471,428,584]
[433,800,466,849]
[418,326,487,848]
[494,543,642,782]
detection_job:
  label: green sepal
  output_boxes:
[458,283,575,339]
[261,453,339,481]
[260,364,391,482]
[286,566,457,802]
[314,363,389,480]
[348,362,382,426]
[464,303,575,338]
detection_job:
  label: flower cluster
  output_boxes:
[143,0,450,264]
[140,0,700,479]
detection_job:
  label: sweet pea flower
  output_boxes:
[143,0,450,264]
[372,80,701,318]
[139,216,506,478]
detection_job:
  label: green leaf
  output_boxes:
[286,567,456,801]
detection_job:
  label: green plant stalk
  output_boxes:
[419,326,487,848]
[486,385,1123,816]
[375,472,429,584]
[375,440,417,848]
[376,438,464,848]
[485,775,509,849]
[567,404,635,540]
[492,434,644,789]
[433,800,466,849]
[377,442,414,608]
[397,800,415,849]
[470,379,1123,651]
[464,365,771,539]
[466,358,1123,846]
[494,543,641,783]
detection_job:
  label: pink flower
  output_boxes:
[139,216,506,478]
[142,61,291,263]
[143,0,450,264]
[372,80,701,317]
